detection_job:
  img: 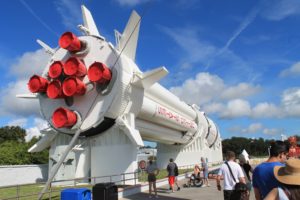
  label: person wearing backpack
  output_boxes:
[216,151,246,200]
[167,158,180,193]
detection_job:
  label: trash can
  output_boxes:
[61,188,91,200]
[92,182,118,200]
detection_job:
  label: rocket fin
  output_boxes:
[117,10,141,61]
[16,94,37,99]
[36,39,55,55]
[116,114,144,146]
[28,128,58,152]
[132,66,169,89]
[81,5,100,37]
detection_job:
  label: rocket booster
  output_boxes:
[21,6,220,150]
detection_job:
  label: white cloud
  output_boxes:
[220,99,251,119]
[202,102,225,114]
[25,118,49,142]
[7,118,28,127]
[279,62,300,77]
[252,102,283,118]
[115,0,151,6]
[161,26,217,68]
[170,72,225,105]
[55,0,82,30]
[229,123,263,134]
[10,49,50,80]
[261,0,300,21]
[281,88,300,117]
[221,83,261,100]
[0,49,48,117]
[263,128,281,136]
[0,80,40,117]
[170,72,261,106]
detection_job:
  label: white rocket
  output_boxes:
[17,5,221,198]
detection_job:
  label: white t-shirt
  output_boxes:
[218,161,245,190]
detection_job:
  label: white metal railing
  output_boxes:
[0,161,222,199]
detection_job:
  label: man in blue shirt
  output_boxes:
[252,141,289,200]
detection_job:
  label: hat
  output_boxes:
[274,159,300,185]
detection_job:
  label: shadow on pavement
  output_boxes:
[124,192,190,200]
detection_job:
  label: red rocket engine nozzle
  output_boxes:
[52,107,77,128]
[48,61,64,79]
[62,77,86,96]
[47,80,64,99]
[28,75,48,93]
[64,57,87,77]
[59,32,81,52]
[88,62,112,84]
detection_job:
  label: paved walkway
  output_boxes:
[120,178,255,200]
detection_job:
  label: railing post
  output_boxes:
[123,173,125,185]
[49,182,52,200]
[16,185,20,200]
[134,172,136,185]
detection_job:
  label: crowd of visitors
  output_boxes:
[144,140,299,200]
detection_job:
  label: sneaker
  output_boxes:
[201,185,206,187]
[177,187,181,191]
[207,184,211,187]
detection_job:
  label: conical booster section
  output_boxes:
[48,61,64,79]
[62,77,86,96]
[59,32,81,52]
[64,57,87,77]
[88,62,112,84]
[52,107,77,128]
[47,80,64,99]
[28,75,48,93]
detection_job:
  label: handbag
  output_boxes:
[225,162,248,192]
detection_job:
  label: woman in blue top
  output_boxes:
[264,159,300,200]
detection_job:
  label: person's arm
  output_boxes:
[238,176,246,184]
[216,175,222,191]
[216,166,223,191]
[254,187,262,200]
[264,188,278,200]
[237,164,246,183]
[156,167,160,176]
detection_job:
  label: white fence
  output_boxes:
[0,164,48,187]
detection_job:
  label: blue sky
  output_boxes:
[1,0,300,141]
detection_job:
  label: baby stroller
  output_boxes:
[184,172,203,188]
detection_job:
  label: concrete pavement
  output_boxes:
[120,178,255,200]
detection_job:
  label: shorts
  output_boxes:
[204,171,208,179]
[148,174,156,182]
[168,176,175,185]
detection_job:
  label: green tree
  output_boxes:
[0,126,26,143]
[0,126,49,165]
[222,137,272,157]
